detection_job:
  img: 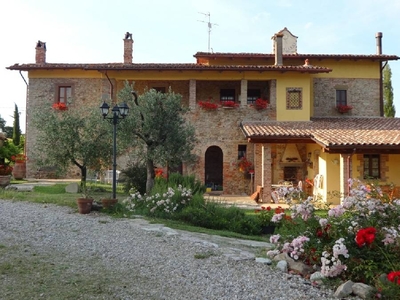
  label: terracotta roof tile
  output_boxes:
[7,63,331,73]
[194,52,399,61]
[241,117,400,150]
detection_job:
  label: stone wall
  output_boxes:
[313,78,380,116]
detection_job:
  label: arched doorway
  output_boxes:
[205,146,223,191]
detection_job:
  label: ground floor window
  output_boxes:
[363,154,380,179]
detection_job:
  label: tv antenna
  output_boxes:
[198,12,218,53]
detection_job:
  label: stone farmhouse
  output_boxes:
[7,28,400,204]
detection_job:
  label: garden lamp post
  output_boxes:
[100,101,130,200]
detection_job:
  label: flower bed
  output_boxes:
[266,179,400,298]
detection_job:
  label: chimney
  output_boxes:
[274,33,283,66]
[123,32,133,64]
[376,32,382,55]
[35,40,46,64]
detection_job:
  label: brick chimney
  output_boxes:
[35,40,46,64]
[123,32,133,64]
[376,32,382,55]
[274,33,283,66]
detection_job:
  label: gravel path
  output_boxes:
[0,200,339,300]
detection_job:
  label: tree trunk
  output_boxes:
[146,158,155,194]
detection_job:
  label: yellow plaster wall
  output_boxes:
[386,155,400,186]
[276,75,311,121]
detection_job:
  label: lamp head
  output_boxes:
[100,101,110,118]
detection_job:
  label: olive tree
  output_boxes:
[118,82,197,193]
[31,103,113,187]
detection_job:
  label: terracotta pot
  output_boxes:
[0,175,11,188]
[12,162,26,180]
[77,198,93,214]
[101,199,118,209]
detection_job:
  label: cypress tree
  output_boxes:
[12,103,21,146]
[383,64,396,117]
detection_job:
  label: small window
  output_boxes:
[220,89,235,102]
[363,154,380,179]
[58,86,72,104]
[336,90,347,106]
[286,88,302,109]
[247,89,261,104]
[238,145,247,159]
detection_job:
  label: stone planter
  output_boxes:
[76,198,94,214]
[12,162,26,180]
[0,175,11,188]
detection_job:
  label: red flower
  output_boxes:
[252,98,268,110]
[198,101,219,110]
[52,102,68,110]
[387,271,400,285]
[355,227,377,247]
[275,206,285,214]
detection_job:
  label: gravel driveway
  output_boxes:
[0,200,338,300]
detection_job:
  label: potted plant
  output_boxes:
[101,197,118,209]
[0,164,13,188]
[237,156,253,174]
[11,154,27,180]
[336,104,353,114]
[76,184,94,214]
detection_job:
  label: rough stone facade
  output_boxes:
[313,78,380,116]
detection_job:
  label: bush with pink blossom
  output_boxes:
[268,179,400,298]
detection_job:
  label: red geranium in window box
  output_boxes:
[198,101,219,110]
[52,102,68,111]
[253,98,268,110]
[336,104,353,114]
[221,101,239,108]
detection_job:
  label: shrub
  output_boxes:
[267,178,400,298]
[120,161,147,194]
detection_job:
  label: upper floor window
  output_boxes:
[238,145,247,159]
[336,89,347,106]
[363,154,380,179]
[286,88,302,109]
[152,87,166,93]
[247,89,261,104]
[58,86,71,104]
[220,89,235,103]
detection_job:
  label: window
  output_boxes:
[336,89,347,106]
[58,86,71,104]
[247,89,261,104]
[152,87,166,93]
[286,88,302,109]
[238,145,247,159]
[363,154,380,179]
[220,89,235,103]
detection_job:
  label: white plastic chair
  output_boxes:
[271,191,279,204]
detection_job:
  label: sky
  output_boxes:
[1,0,400,133]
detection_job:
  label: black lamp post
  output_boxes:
[100,101,130,200]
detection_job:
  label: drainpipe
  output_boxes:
[376,32,384,116]
[19,71,28,156]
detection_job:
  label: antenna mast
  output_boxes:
[198,12,218,53]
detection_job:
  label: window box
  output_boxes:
[221,101,239,108]
[252,98,268,110]
[336,104,353,114]
[198,101,219,110]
